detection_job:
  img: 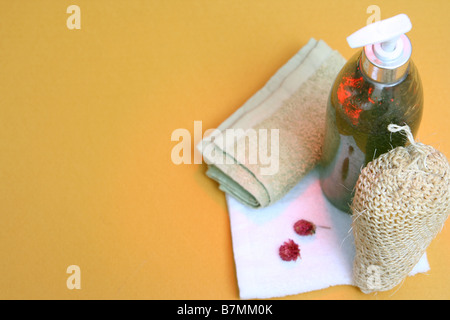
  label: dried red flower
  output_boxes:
[279,239,301,261]
[294,219,316,236]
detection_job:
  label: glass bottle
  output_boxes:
[319,14,423,213]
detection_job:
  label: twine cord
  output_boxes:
[388,123,428,169]
[387,124,416,146]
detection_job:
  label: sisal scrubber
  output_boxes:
[351,124,450,293]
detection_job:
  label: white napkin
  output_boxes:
[226,168,430,299]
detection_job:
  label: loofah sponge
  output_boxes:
[351,124,450,293]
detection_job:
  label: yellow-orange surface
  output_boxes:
[0,0,449,300]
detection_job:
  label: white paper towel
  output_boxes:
[226,168,430,299]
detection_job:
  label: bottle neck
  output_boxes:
[361,50,409,84]
[360,34,412,84]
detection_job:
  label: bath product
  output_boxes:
[319,14,423,213]
[351,124,450,293]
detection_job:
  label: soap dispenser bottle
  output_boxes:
[319,14,423,213]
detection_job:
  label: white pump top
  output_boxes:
[347,14,413,82]
[347,14,412,62]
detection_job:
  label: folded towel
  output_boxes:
[227,168,430,299]
[198,38,346,208]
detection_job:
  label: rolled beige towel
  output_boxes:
[198,38,346,208]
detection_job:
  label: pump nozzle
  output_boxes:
[346,14,413,82]
[347,14,412,62]
[347,14,411,50]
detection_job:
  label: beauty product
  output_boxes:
[319,14,423,213]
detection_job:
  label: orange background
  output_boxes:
[0,0,449,300]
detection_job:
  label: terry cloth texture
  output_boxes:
[198,38,346,208]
